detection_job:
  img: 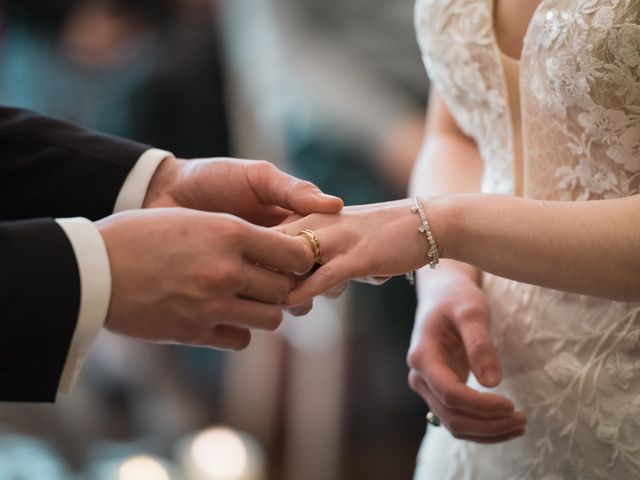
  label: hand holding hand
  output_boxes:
[143,157,343,226]
[407,266,527,443]
[97,208,314,350]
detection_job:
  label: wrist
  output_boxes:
[416,260,480,298]
[418,259,480,284]
[419,194,464,261]
[142,156,184,208]
[416,263,481,307]
[412,194,477,284]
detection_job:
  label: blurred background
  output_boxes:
[0,0,430,478]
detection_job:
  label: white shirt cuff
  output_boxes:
[55,217,111,394]
[113,148,173,212]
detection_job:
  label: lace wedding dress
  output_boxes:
[413,1,640,478]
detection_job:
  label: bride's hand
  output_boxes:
[280,198,450,305]
[407,266,527,442]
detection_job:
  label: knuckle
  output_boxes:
[202,300,224,319]
[296,179,318,193]
[194,272,215,292]
[324,282,347,299]
[286,177,316,203]
[229,271,247,291]
[407,370,421,392]
[196,269,223,291]
[264,308,284,331]
[406,347,424,370]
[276,279,293,302]
[249,161,278,188]
[315,263,339,287]
[253,159,276,173]
[447,416,465,436]
[440,391,458,409]
[210,261,244,289]
[467,338,492,359]
[455,303,489,324]
[217,218,246,245]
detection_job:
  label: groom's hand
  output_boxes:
[97,208,315,350]
[406,267,527,443]
[142,157,343,226]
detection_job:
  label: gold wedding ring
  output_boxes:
[297,229,322,264]
[426,411,441,427]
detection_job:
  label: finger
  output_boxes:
[239,263,293,304]
[451,412,527,437]
[276,221,306,237]
[207,324,251,351]
[243,225,315,274]
[279,213,304,225]
[409,371,526,438]
[286,299,314,317]
[255,205,294,227]
[420,348,515,416]
[427,393,527,437]
[323,282,347,299]
[353,275,392,285]
[449,429,526,444]
[453,304,502,387]
[249,163,344,215]
[218,299,284,331]
[285,258,351,305]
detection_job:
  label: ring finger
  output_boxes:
[411,370,526,439]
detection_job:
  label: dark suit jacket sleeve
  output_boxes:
[0,106,151,402]
[0,106,150,220]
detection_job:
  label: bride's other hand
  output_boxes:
[407,266,527,443]
[280,199,450,305]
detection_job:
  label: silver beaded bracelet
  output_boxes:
[406,196,440,285]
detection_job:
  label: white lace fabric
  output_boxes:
[414,1,640,478]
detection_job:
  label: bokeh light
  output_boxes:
[191,427,248,479]
[118,455,171,480]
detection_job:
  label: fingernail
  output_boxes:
[480,366,500,386]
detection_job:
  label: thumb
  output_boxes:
[251,163,343,215]
[452,304,502,388]
[289,180,344,215]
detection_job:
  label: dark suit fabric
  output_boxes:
[0,106,148,401]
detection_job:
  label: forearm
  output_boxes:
[409,134,483,196]
[432,193,640,302]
